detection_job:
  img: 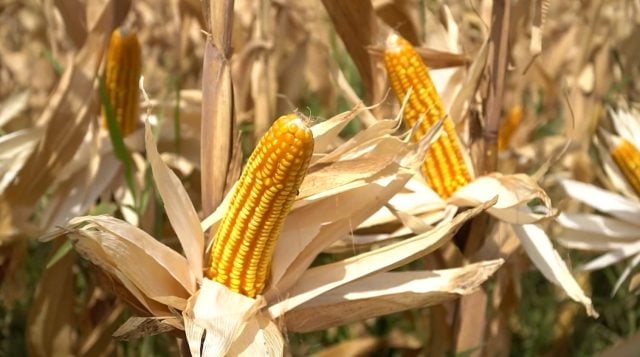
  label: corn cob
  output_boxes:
[206,114,314,297]
[498,105,523,151]
[383,34,471,198]
[610,138,640,197]
[103,29,141,136]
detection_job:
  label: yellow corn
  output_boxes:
[383,34,471,198]
[498,105,523,151]
[611,138,640,196]
[206,114,314,297]
[103,29,141,136]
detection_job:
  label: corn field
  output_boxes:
[1,0,640,356]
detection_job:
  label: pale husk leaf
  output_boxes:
[285,259,504,333]
[609,107,640,146]
[557,230,637,251]
[268,198,496,318]
[513,224,597,317]
[557,213,640,239]
[268,170,414,297]
[316,116,402,164]
[145,121,203,283]
[612,254,640,296]
[450,173,554,224]
[68,215,194,297]
[184,278,281,357]
[580,241,640,272]
[310,103,365,153]
[560,179,640,225]
[358,177,445,229]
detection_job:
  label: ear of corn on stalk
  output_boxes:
[206,114,314,298]
[383,34,471,198]
[610,137,640,196]
[498,105,523,151]
[103,29,142,136]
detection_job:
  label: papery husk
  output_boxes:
[183,279,283,357]
[513,224,597,317]
[450,173,554,224]
[560,179,640,226]
[145,120,203,283]
[284,259,504,332]
[268,198,496,317]
[52,216,193,316]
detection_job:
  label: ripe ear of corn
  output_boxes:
[610,138,640,196]
[103,29,141,136]
[383,34,471,198]
[498,105,523,151]
[206,114,314,298]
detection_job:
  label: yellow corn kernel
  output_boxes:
[498,105,523,151]
[103,29,141,136]
[383,34,471,198]
[611,138,640,196]
[206,114,314,297]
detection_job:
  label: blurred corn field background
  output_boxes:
[1,0,640,356]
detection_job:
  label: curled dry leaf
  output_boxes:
[450,173,555,224]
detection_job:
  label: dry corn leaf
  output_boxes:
[0,90,30,128]
[112,316,177,341]
[2,0,114,215]
[76,302,123,357]
[450,173,554,224]
[513,224,597,317]
[558,213,639,239]
[268,198,496,317]
[285,259,503,332]
[560,179,640,225]
[26,246,76,357]
[146,120,203,283]
[321,0,381,103]
[54,0,88,48]
[0,128,43,194]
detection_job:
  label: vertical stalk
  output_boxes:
[200,0,236,216]
[483,0,511,174]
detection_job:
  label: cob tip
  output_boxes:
[385,33,404,53]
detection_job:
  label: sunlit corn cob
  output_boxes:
[498,105,523,151]
[103,29,141,136]
[206,114,314,297]
[610,138,640,196]
[383,34,471,198]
